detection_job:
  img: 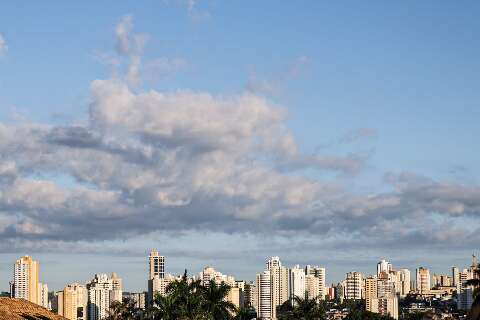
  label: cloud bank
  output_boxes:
[0,17,478,258]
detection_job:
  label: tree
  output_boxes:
[291,293,326,320]
[199,280,236,320]
[107,298,140,320]
[234,307,256,320]
[344,309,394,320]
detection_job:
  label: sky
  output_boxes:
[0,1,479,292]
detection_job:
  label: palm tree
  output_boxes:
[290,292,326,320]
[107,298,139,320]
[153,292,181,320]
[465,263,480,320]
[199,279,236,320]
[234,306,256,320]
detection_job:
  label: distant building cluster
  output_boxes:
[5,252,479,320]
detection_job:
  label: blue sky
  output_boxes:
[0,1,479,291]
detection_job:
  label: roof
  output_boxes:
[0,298,68,320]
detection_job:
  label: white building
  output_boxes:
[397,269,411,297]
[345,272,363,300]
[452,266,460,292]
[377,260,393,275]
[255,256,290,320]
[87,273,122,320]
[289,265,306,302]
[305,265,326,299]
[37,283,49,309]
[256,270,273,319]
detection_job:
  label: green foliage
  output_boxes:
[110,270,240,319]
[344,309,394,320]
[277,292,326,320]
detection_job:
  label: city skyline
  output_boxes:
[2,252,478,293]
[1,1,480,294]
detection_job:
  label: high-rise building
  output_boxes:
[123,292,147,309]
[149,250,165,280]
[398,269,411,297]
[458,255,479,311]
[305,275,320,300]
[199,266,235,287]
[365,273,398,319]
[377,260,393,276]
[87,273,122,320]
[305,265,326,299]
[256,270,273,319]
[58,283,88,320]
[267,257,289,310]
[289,265,306,302]
[13,256,39,304]
[452,266,460,292]
[148,274,172,303]
[38,283,49,309]
[345,272,363,300]
[365,276,378,312]
[255,257,290,319]
[416,267,430,294]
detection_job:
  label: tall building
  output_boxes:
[13,255,39,304]
[123,292,147,309]
[149,250,165,280]
[148,250,166,306]
[58,283,88,320]
[255,257,290,319]
[377,260,393,275]
[87,273,122,320]
[305,275,320,300]
[38,283,49,309]
[398,269,411,297]
[458,255,479,311]
[365,276,378,313]
[256,270,273,319]
[289,265,306,302]
[199,266,235,286]
[148,275,171,303]
[267,257,289,310]
[452,266,460,292]
[345,272,363,300]
[305,265,326,299]
[365,273,398,320]
[416,267,430,294]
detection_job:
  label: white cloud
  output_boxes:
[0,17,478,259]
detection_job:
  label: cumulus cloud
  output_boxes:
[0,17,478,258]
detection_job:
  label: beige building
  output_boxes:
[365,276,378,312]
[57,283,88,320]
[305,265,326,299]
[38,283,49,309]
[87,273,123,320]
[13,255,39,304]
[365,274,398,319]
[149,249,165,280]
[345,272,363,300]
[416,267,431,294]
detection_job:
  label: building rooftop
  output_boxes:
[0,298,68,320]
